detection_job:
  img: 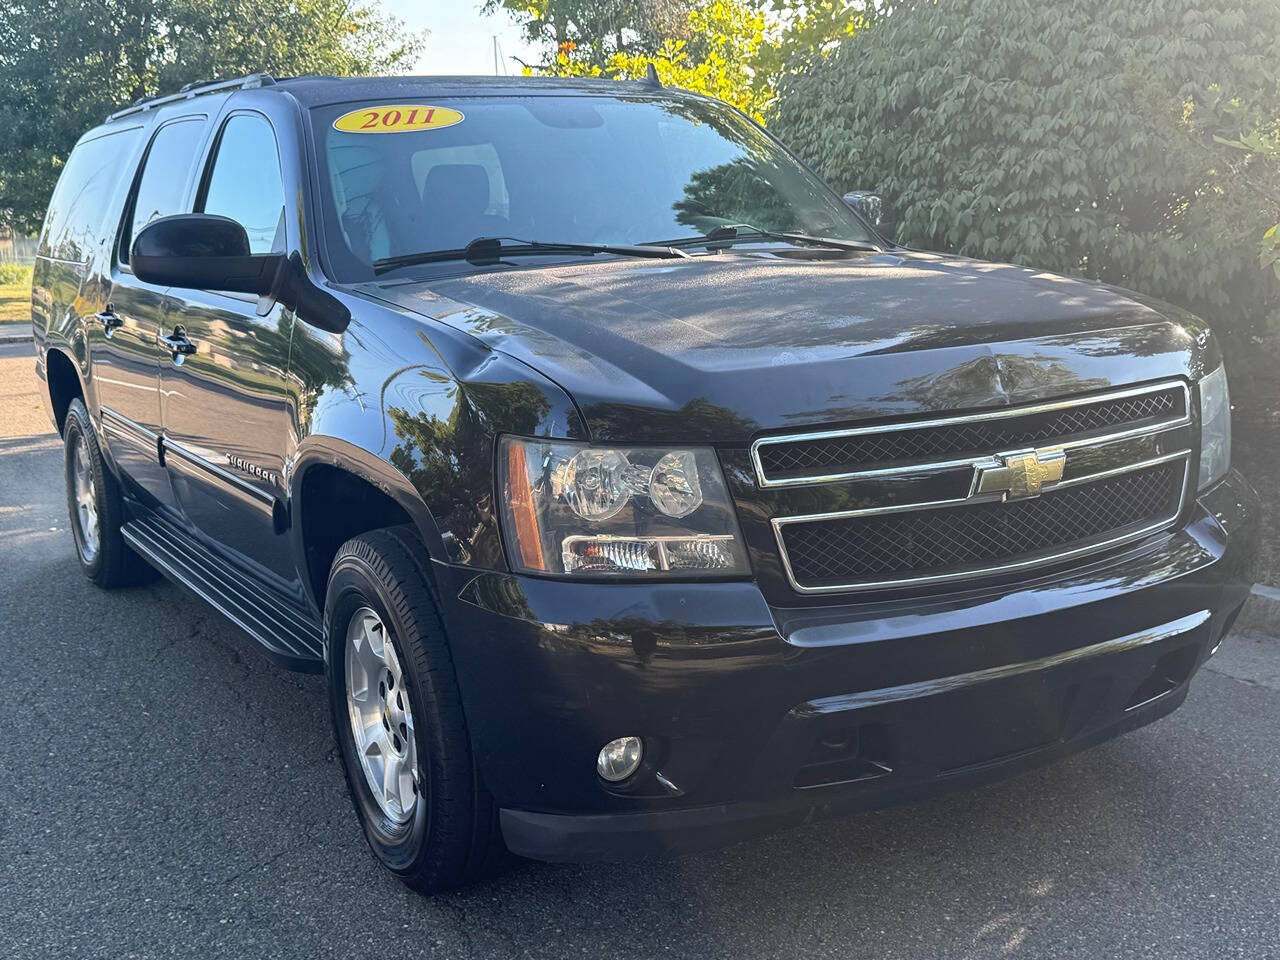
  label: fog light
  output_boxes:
[597,736,643,782]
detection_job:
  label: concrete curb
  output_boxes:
[0,334,33,344]
[1237,584,1280,637]
[0,325,33,344]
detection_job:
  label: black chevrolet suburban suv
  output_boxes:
[32,73,1258,893]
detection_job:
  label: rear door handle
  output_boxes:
[160,327,197,360]
[95,308,122,335]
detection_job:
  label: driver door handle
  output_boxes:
[95,308,122,334]
[159,327,197,359]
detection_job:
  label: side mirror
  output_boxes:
[132,214,282,295]
[131,213,350,334]
[842,191,896,244]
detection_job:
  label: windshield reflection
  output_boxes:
[310,94,875,281]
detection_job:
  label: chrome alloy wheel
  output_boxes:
[345,607,420,824]
[71,432,99,562]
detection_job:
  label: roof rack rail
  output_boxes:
[107,73,276,122]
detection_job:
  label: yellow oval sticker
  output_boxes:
[333,104,464,134]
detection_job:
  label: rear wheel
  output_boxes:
[63,398,154,587]
[325,527,505,894]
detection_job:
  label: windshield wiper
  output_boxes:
[373,236,691,274]
[646,224,882,253]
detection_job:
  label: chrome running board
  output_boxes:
[122,510,324,671]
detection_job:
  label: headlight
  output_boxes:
[1198,363,1231,491]
[498,437,750,578]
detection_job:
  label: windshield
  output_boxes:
[308,94,877,280]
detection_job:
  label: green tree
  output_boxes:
[1215,126,1280,278]
[771,0,1280,359]
[595,0,774,119]
[487,0,873,120]
[482,0,688,71]
[0,0,422,234]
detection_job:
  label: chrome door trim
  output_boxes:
[162,438,277,509]
[750,379,1192,489]
[100,405,160,456]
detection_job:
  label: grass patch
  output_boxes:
[0,262,32,285]
[0,265,33,325]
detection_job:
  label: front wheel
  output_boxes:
[325,527,504,894]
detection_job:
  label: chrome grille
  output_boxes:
[779,459,1186,591]
[753,382,1188,488]
[760,380,1194,594]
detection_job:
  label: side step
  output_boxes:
[122,512,324,672]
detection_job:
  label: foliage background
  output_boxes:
[486,0,875,120]
[770,0,1280,368]
[0,0,422,235]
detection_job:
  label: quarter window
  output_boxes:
[38,127,142,263]
[120,118,207,264]
[200,115,287,254]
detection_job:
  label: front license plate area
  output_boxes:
[908,674,1078,775]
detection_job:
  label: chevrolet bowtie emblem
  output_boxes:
[975,448,1067,500]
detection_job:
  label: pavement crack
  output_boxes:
[217,848,291,889]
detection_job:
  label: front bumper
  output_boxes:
[435,472,1258,863]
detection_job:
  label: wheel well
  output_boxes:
[46,349,83,435]
[299,464,417,607]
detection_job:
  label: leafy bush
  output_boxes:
[771,0,1280,356]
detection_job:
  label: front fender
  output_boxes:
[287,295,587,579]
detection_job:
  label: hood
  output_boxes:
[358,250,1209,443]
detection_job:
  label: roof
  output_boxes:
[275,73,676,107]
[106,72,681,122]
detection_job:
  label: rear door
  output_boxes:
[94,116,209,508]
[158,109,301,587]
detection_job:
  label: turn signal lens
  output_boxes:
[504,439,545,571]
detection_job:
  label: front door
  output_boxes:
[94,116,209,509]
[159,112,301,592]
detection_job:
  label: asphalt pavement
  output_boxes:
[2,339,1279,959]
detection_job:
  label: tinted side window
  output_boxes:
[38,127,142,262]
[200,114,286,254]
[120,118,206,264]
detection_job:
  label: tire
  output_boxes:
[324,526,505,894]
[63,398,155,588]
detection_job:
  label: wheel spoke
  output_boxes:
[349,677,372,704]
[382,752,403,811]
[350,620,383,692]
[384,643,403,688]
[364,618,385,658]
[358,625,385,679]
[348,645,373,703]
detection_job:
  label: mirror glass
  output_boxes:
[842,191,895,242]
